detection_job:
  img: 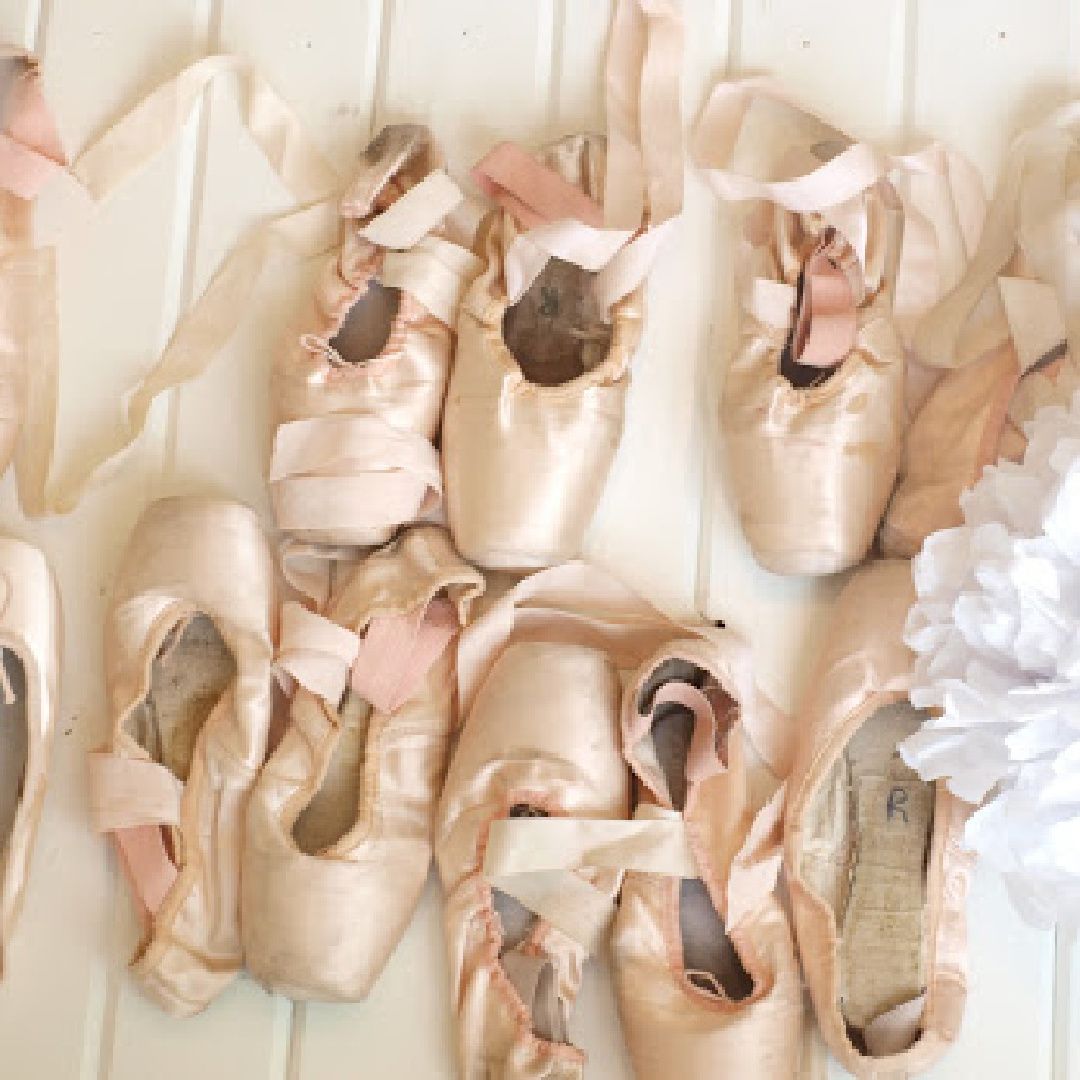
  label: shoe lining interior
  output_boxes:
[329,280,401,363]
[502,257,613,386]
[492,803,571,1045]
[293,688,371,855]
[646,661,754,1003]
[125,614,236,865]
[802,700,934,1053]
[0,651,28,852]
[127,614,236,784]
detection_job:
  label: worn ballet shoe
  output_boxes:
[721,185,905,576]
[0,537,60,975]
[436,559,673,1080]
[242,525,482,1001]
[694,90,909,576]
[269,124,481,591]
[436,631,628,1079]
[611,636,802,1080]
[882,276,1077,557]
[442,134,646,571]
[88,496,276,1017]
[785,560,972,1077]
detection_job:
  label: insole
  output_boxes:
[0,651,27,849]
[293,689,371,855]
[650,672,753,1002]
[127,614,236,783]
[329,280,401,363]
[502,258,612,386]
[839,702,934,1038]
[493,803,570,1045]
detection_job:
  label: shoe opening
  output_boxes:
[502,258,613,386]
[293,688,372,855]
[124,613,236,865]
[492,803,572,1046]
[640,660,753,1003]
[0,651,28,854]
[329,280,402,364]
[802,699,935,1056]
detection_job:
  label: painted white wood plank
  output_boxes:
[167,0,383,512]
[0,3,229,1079]
[584,0,731,617]
[911,0,1074,182]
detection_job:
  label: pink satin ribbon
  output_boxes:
[0,54,66,201]
[792,241,859,368]
[278,595,459,715]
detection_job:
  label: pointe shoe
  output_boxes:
[0,537,60,975]
[88,496,276,1017]
[442,135,645,571]
[721,187,905,576]
[436,634,628,1079]
[242,525,483,1001]
[269,124,481,576]
[882,276,1078,557]
[785,560,973,1076]
[611,635,802,1080]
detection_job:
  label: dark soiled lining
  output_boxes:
[502,258,613,387]
[0,652,27,851]
[329,280,402,364]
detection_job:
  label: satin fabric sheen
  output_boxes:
[0,538,60,976]
[444,135,644,571]
[271,125,475,559]
[242,526,483,1002]
[99,496,275,1017]
[437,561,798,1080]
[722,201,905,577]
[785,560,972,1079]
[612,636,802,1080]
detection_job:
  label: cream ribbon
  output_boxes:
[17,55,474,516]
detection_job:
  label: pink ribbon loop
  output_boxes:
[0,52,66,201]
[792,241,859,368]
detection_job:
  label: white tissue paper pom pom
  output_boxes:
[901,389,1080,928]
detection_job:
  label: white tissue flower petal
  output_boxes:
[904,388,1080,927]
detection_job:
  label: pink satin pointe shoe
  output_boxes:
[436,632,628,1079]
[241,525,482,1001]
[0,537,60,975]
[269,124,481,587]
[721,188,905,576]
[88,496,276,1017]
[442,134,645,571]
[612,636,802,1080]
[785,560,972,1077]
[882,276,1077,557]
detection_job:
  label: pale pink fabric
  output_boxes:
[242,526,483,1002]
[785,560,973,1079]
[90,496,276,1017]
[437,560,795,1080]
[271,124,481,598]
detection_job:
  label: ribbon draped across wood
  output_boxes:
[13,54,474,516]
